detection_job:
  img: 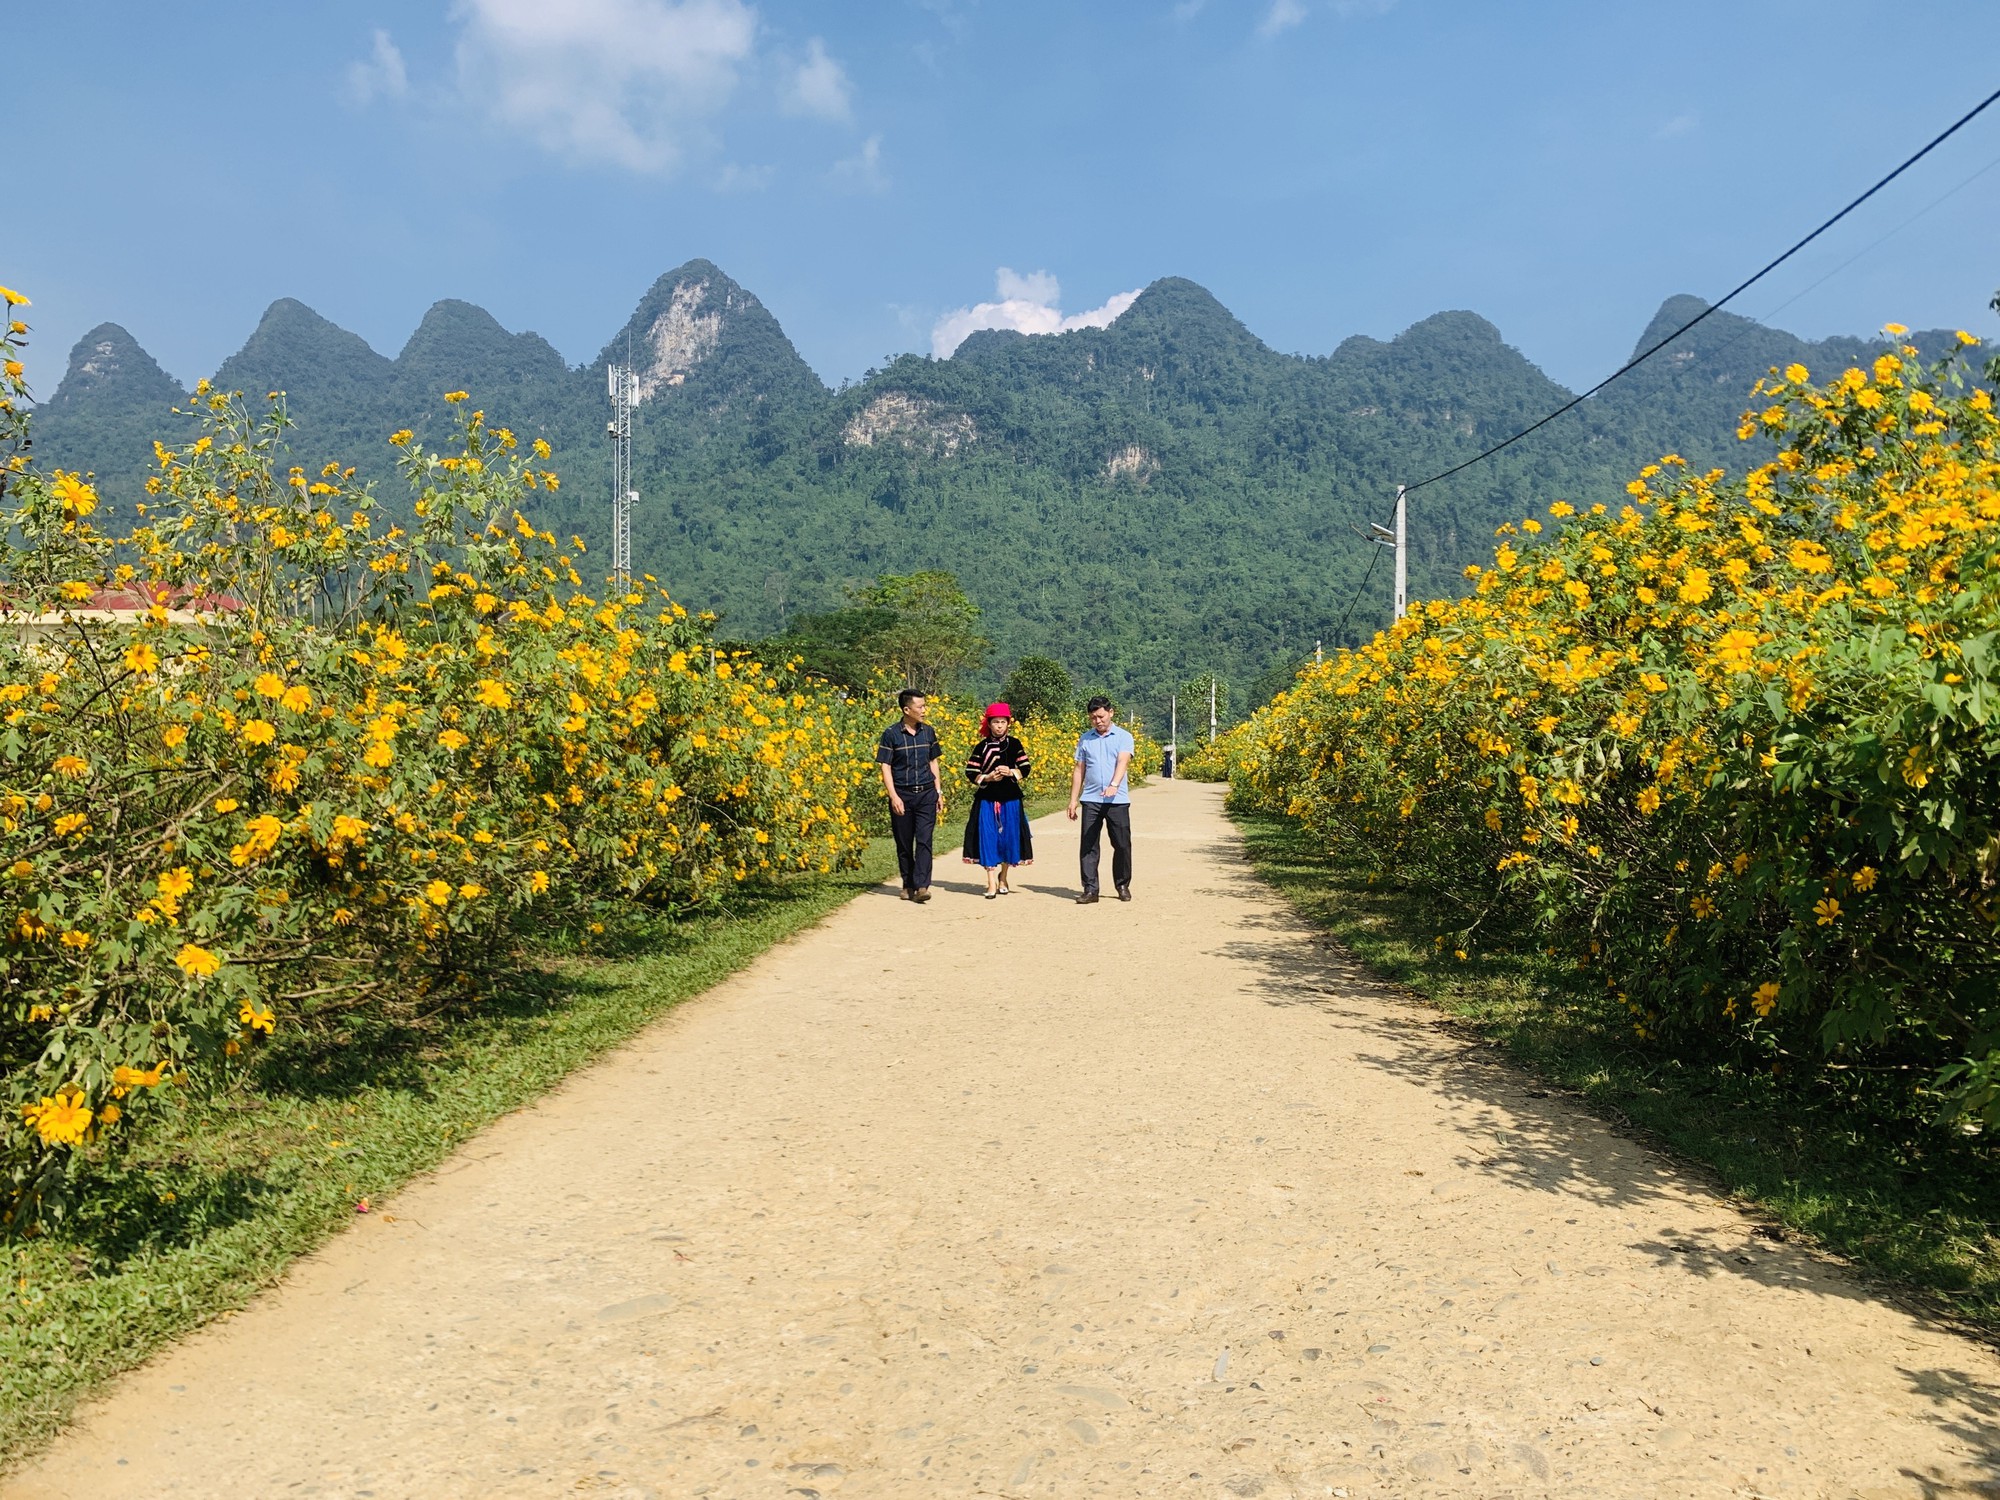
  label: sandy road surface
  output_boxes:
[10,781,2000,1499]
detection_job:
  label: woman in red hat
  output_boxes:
[961,702,1034,898]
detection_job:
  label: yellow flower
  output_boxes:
[330,814,368,845]
[389,428,414,446]
[1751,981,1780,1017]
[54,812,88,837]
[1713,629,1759,671]
[22,1087,92,1148]
[51,754,89,778]
[175,943,221,978]
[124,642,161,673]
[425,879,453,906]
[474,679,513,709]
[444,390,470,404]
[458,882,486,900]
[229,813,283,865]
[239,1001,275,1034]
[1813,896,1841,925]
[253,672,285,699]
[362,741,394,769]
[1636,786,1662,815]
[241,718,277,746]
[1783,363,1809,384]
[214,797,240,813]
[1676,568,1713,604]
[437,728,469,751]
[1852,866,1878,891]
[158,866,195,900]
[279,684,312,713]
[0,286,30,307]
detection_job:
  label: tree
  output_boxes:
[853,570,988,692]
[1001,654,1073,720]
[765,605,897,692]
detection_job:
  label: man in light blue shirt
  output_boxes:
[1067,696,1135,904]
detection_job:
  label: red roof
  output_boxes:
[0,581,243,616]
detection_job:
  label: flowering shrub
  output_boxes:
[1225,328,2000,1121]
[0,297,876,1220]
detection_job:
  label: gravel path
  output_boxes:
[10,780,2000,1499]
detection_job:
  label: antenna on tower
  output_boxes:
[606,334,635,592]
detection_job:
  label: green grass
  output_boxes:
[0,839,897,1470]
[1229,804,2000,1332]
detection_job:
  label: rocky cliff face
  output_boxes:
[842,393,976,457]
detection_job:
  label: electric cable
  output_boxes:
[1323,81,2000,646]
[1400,81,2000,497]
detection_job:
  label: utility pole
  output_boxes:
[1315,639,1322,667]
[1393,483,1407,622]
[1209,676,1217,744]
[606,357,637,591]
[1368,483,1408,624]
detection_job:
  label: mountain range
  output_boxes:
[29,261,1965,708]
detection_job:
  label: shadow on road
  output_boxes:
[1194,832,2000,1471]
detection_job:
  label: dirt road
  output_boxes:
[10,781,2000,1498]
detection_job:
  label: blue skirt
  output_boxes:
[971,798,1026,868]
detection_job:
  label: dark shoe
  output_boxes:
[1075,891,1099,905]
[900,887,913,901]
[985,891,998,901]
[913,888,932,903]
[1117,886,1132,902]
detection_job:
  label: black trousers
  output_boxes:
[890,785,937,891]
[1078,801,1132,894]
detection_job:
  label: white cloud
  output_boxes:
[1256,0,1308,37]
[343,29,409,106]
[714,161,774,192]
[783,37,852,121]
[1654,112,1699,140]
[1252,0,1396,34]
[1171,0,1208,19]
[996,267,1061,305]
[827,133,888,193]
[931,269,1142,358]
[451,0,759,174]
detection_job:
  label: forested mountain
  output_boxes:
[29,260,1968,709]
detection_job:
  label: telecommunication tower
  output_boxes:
[605,360,637,590]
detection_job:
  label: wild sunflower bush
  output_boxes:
[1227,328,2000,1122]
[0,297,876,1221]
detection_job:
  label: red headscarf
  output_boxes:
[980,702,1013,738]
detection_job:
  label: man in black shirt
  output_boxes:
[876,688,945,903]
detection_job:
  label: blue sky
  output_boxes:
[13,1,2000,398]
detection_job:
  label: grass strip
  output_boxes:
[0,839,896,1470]
[1229,804,2000,1332]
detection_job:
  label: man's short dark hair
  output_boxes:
[1086,695,1113,714]
[898,688,926,709]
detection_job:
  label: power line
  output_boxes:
[1331,543,1383,646]
[1324,80,2000,646]
[1699,146,2000,370]
[1401,81,2000,498]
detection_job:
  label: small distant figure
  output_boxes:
[877,688,944,903]
[1068,695,1134,904]
[962,702,1033,899]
